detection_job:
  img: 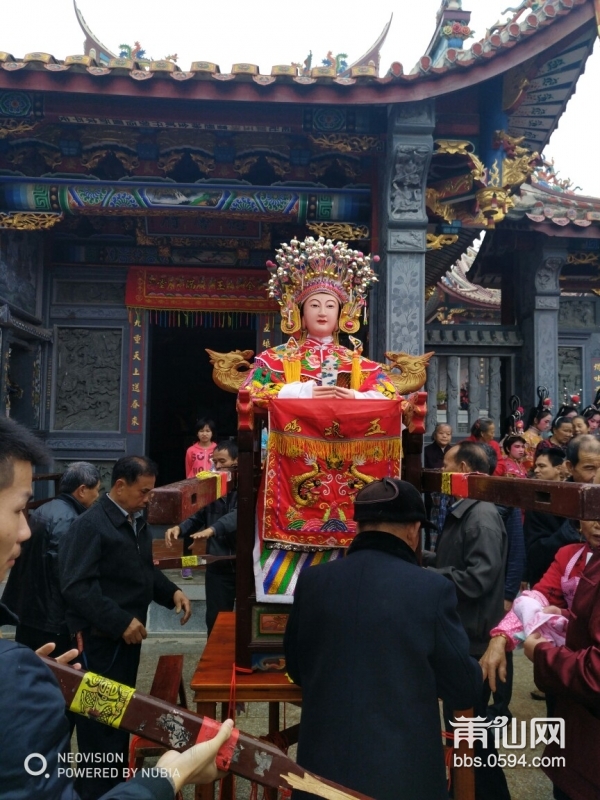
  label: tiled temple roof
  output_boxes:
[0,0,594,105]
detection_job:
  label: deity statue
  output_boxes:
[242,236,397,404]
[240,237,407,604]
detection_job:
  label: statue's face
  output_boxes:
[301,293,339,338]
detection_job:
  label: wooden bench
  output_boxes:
[129,654,188,771]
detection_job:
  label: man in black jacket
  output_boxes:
[284,478,481,800]
[165,440,237,636]
[423,442,510,800]
[525,436,600,585]
[3,461,100,655]
[59,456,191,800]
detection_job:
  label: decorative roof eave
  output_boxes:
[437,247,501,309]
[506,180,600,235]
[0,0,595,105]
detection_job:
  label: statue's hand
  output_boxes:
[334,387,355,400]
[312,386,337,398]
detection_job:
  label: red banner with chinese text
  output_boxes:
[258,398,402,550]
[125,267,279,313]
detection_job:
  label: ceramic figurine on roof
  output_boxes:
[532,157,581,194]
[119,42,148,61]
[242,236,397,406]
[322,52,349,74]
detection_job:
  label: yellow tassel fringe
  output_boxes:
[350,352,362,391]
[283,357,301,384]
[268,431,401,462]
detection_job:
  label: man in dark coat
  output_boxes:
[423,441,510,800]
[165,440,237,636]
[284,478,481,800]
[59,456,192,800]
[3,461,100,655]
[0,417,231,800]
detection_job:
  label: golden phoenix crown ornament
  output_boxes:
[266,236,379,335]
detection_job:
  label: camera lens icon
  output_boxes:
[24,753,49,778]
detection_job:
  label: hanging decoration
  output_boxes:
[125,267,278,326]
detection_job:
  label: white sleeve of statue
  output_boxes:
[278,381,315,399]
[353,390,386,399]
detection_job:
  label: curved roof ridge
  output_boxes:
[338,15,393,76]
[73,0,117,60]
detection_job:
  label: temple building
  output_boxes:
[0,0,599,479]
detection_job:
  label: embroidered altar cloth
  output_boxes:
[254,397,402,602]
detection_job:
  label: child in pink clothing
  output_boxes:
[491,519,600,649]
[185,418,217,479]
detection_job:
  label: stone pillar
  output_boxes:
[374,102,435,360]
[517,244,567,409]
[488,357,502,430]
[425,355,439,435]
[447,356,460,435]
[468,357,481,426]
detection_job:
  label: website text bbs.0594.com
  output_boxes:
[453,753,566,770]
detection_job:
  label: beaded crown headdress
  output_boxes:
[266,236,379,335]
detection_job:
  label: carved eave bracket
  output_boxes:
[306,222,369,241]
[428,133,538,230]
[0,119,39,139]
[0,304,52,342]
[309,133,383,154]
[0,212,64,230]
[426,233,458,250]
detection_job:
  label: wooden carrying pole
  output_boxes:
[421,471,600,518]
[153,554,235,571]
[45,658,374,800]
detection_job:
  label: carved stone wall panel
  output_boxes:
[53,281,126,306]
[0,230,42,318]
[47,438,126,450]
[559,299,596,329]
[534,257,564,294]
[54,459,115,492]
[32,344,41,429]
[53,327,122,432]
[50,306,129,320]
[389,144,432,220]
[386,252,424,355]
[558,346,583,399]
[536,296,559,310]
[391,101,435,133]
[388,230,426,252]
[535,311,559,407]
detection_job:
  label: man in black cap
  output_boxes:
[284,478,481,800]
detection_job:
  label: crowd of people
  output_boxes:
[3,231,600,800]
[420,402,600,800]
[0,417,234,800]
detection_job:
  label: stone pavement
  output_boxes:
[0,615,559,799]
[1,551,558,799]
[135,636,555,800]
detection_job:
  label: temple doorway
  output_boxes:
[147,324,256,486]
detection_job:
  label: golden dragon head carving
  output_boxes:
[382,351,433,395]
[205,348,254,393]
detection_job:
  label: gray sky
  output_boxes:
[2,0,600,195]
